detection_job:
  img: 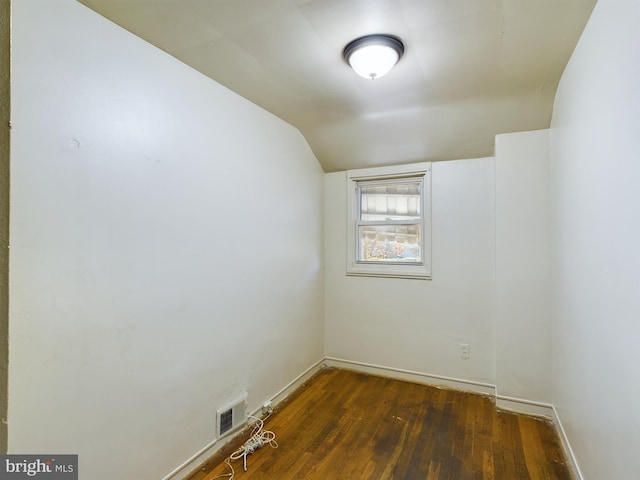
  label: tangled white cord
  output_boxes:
[211,414,278,480]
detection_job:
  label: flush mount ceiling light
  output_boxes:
[343,34,405,80]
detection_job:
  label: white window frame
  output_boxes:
[346,163,432,279]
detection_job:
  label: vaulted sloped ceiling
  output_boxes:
[77,0,596,172]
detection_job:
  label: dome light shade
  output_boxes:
[343,34,404,80]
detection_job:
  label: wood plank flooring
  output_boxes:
[189,368,571,480]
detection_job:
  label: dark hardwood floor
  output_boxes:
[189,368,572,480]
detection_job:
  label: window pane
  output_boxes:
[360,182,421,221]
[358,225,422,263]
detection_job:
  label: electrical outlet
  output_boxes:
[262,400,273,415]
[460,343,470,360]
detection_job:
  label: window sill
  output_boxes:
[346,266,432,280]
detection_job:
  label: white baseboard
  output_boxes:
[323,357,496,396]
[165,356,583,480]
[268,358,326,407]
[163,358,325,480]
[324,359,582,479]
[495,394,555,418]
[163,437,220,480]
[495,396,582,480]
[552,405,584,480]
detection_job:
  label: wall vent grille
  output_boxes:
[216,393,247,438]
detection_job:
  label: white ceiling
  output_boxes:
[77,0,596,172]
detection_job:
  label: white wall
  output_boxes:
[550,1,640,478]
[325,158,496,386]
[495,130,552,404]
[9,1,324,479]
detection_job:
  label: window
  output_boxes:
[346,163,431,279]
